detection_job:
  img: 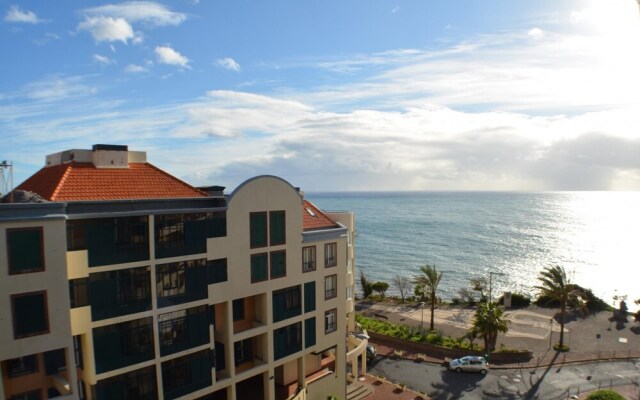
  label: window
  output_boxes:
[324,309,337,333]
[73,335,83,369]
[251,253,268,283]
[158,310,187,347]
[270,250,286,279]
[161,350,212,400]
[232,299,245,321]
[234,338,253,366]
[155,212,225,259]
[67,217,149,267]
[304,281,316,313]
[156,262,185,297]
[69,278,89,308]
[207,258,227,284]
[302,246,316,272]
[269,211,286,245]
[155,259,207,308]
[7,227,44,274]
[89,267,151,320]
[158,307,208,357]
[324,275,337,300]
[12,291,49,339]
[324,243,337,267]
[93,318,154,373]
[5,355,38,377]
[273,322,302,360]
[250,212,267,248]
[273,286,301,323]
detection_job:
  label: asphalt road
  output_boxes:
[368,356,640,400]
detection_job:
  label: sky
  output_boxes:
[2,0,640,192]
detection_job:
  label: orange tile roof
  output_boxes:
[17,162,208,201]
[302,200,340,231]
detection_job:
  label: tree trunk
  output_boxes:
[430,293,436,331]
[558,299,566,348]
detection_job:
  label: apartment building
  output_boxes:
[0,145,362,400]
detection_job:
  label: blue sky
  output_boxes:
[2,0,640,191]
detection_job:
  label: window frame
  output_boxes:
[6,355,38,378]
[324,308,337,334]
[11,291,49,339]
[324,274,337,300]
[302,246,316,272]
[324,242,337,268]
[7,227,45,275]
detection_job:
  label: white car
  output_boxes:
[448,356,489,375]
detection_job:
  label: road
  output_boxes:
[368,357,640,400]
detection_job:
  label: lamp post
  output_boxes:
[488,271,505,304]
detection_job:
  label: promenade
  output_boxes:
[355,300,640,400]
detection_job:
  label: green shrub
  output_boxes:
[585,389,626,400]
[496,292,531,308]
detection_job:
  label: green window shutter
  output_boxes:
[251,253,268,282]
[250,213,267,248]
[305,317,316,348]
[269,211,285,245]
[8,228,44,274]
[270,251,286,278]
[304,281,316,312]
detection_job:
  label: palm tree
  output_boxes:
[413,264,443,331]
[535,265,580,349]
[470,301,509,352]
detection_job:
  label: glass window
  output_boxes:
[324,308,337,333]
[93,318,154,374]
[324,275,337,300]
[302,246,315,272]
[207,258,227,284]
[234,338,253,366]
[12,291,49,339]
[156,263,185,298]
[269,210,286,246]
[5,355,38,377]
[232,299,245,321]
[7,227,44,274]
[89,267,151,320]
[251,253,268,283]
[304,281,316,313]
[273,286,301,323]
[9,389,41,400]
[273,322,302,360]
[324,243,337,267]
[270,250,286,279]
[250,212,267,248]
[69,278,89,308]
[93,365,157,400]
[305,317,316,348]
[155,259,207,308]
[158,310,187,348]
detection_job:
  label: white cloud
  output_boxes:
[528,27,544,39]
[155,46,190,68]
[216,57,240,72]
[78,16,136,43]
[125,64,147,73]
[81,2,187,27]
[5,5,43,24]
[93,54,115,65]
[18,76,96,101]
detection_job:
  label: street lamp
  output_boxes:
[488,271,506,304]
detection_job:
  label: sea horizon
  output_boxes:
[307,191,640,312]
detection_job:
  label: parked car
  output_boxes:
[448,356,489,375]
[366,345,377,361]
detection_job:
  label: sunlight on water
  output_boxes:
[308,191,640,310]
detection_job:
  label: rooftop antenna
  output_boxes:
[0,160,14,203]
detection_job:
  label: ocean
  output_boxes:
[306,191,640,309]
